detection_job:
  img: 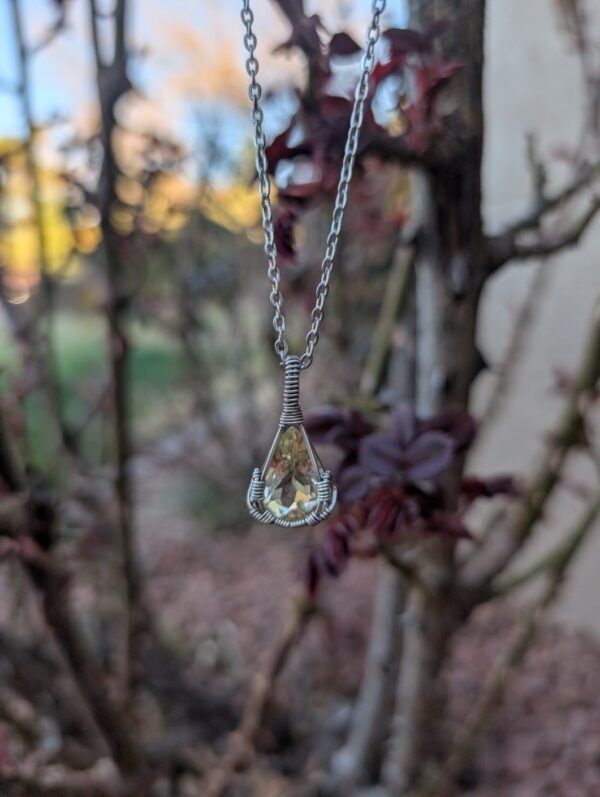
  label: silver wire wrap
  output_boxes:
[240,0,386,369]
[279,356,303,426]
[246,356,337,527]
[247,468,337,528]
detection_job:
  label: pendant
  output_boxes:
[247,356,337,528]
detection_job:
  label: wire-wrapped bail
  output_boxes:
[279,355,304,426]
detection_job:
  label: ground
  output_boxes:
[137,454,600,796]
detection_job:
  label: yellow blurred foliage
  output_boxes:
[0,146,83,281]
[0,135,262,285]
[199,182,262,232]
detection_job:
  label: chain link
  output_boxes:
[241,0,386,367]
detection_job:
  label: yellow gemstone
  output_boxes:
[263,425,321,522]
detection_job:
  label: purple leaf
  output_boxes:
[319,95,353,117]
[460,475,519,502]
[305,406,373,451]
[359,433,404,478]
[338,464,371,502]
[419,409,476,453]
[329,31,362,56]
[403,431,454,481]
[384,27,431,55]
[389,405,417,447]
[367,486,405,539]
[273,205,299,262]
[427,511,472,539]
[383,19,451,56]
[323,524,350,575]
[304,406,347,436]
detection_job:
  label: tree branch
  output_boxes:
[114,0,127,66]
[486,164,600,272]
[28,10,68,56]
[489,515,593,597]
[332,564,407,789]
[504,198,600,262]
[462,298,600,593]
[475,258,553,442]
[435,495,600,797]
[0,687,41,746]
[0,407,145,780]
[360,248,415,396]
[88,0,142,690]
[204,593,314,797]
[0,760,124,797]
[8,0,77,459]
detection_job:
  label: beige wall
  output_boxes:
[473,0,600,632]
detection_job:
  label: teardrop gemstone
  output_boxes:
[263,425,322,522]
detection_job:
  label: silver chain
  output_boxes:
[241,0,386,368]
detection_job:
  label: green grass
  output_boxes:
[0,311,186,472]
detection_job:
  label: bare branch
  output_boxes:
[504,197,600,262]
[462,298,600,592]
[89,0,103,68]
[0,404,144,779]
[114,0,127,66]
[0,687,41,746]
[87,0,144,689]
[360,248,415,395]
[0,760,124,797]
[434,495,600,797]
[486,164,600,272]
[28,12,68,56]
[331,564,407,790]
[204,594,314,797]
[0,406,26,492]
[476,259,553,441]
[489,505,596,596]
[8,0,78,459]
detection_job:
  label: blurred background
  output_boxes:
[0,1,599,796]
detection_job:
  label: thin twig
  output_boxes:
[434,495,600,797]
[204,593,315,797]
[88,0,143,690]
[476,258,553,440]
[0,760,124,797]
[360,248,415,396]
[8,0,76,458]
[0,687,41,746]
[462,298,600,591]
[486,163,600,272]
[0,406,145,780]
[487,194,600,271]
[28,9,67,56]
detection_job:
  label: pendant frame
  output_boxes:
[247,356,337,528]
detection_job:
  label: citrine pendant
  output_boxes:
[247,357,337,528]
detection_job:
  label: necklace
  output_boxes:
[242,0,386,528]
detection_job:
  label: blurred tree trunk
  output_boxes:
[89,0,142,690]
[339,2,487,792]
[384,1,486,783]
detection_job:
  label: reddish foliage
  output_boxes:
[304,404,514,598]
[267,2,462,260]
[329,31,362,57]
[403,59,463,153]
